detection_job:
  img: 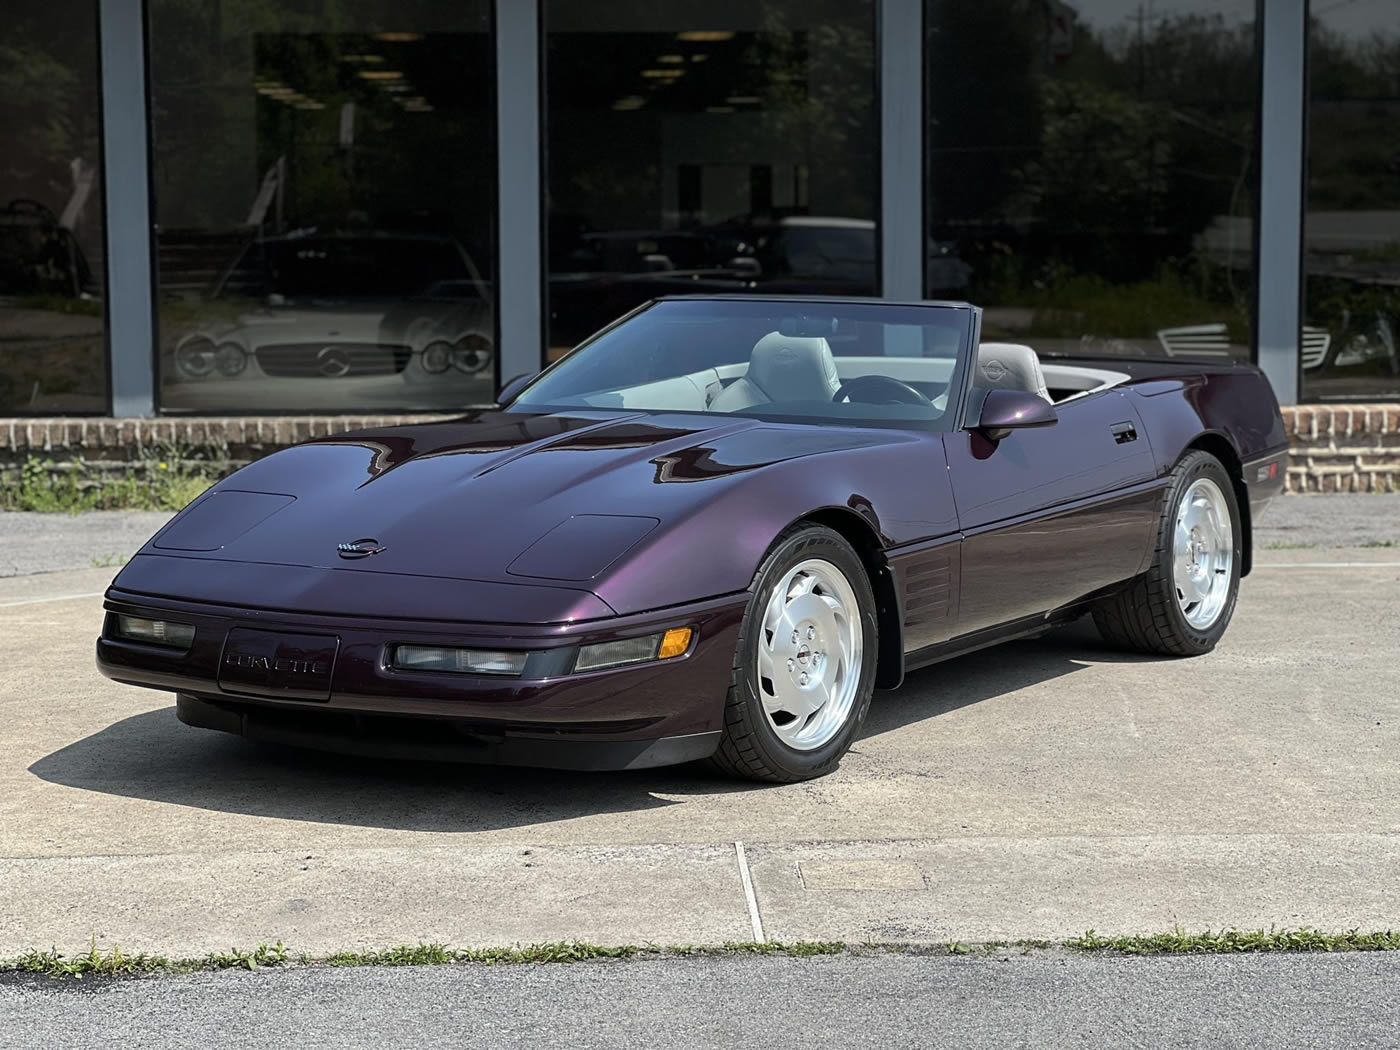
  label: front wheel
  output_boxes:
[1093,450,1242,656]
[709,524,878,782]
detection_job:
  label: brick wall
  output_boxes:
[1281,405,1400,493]
[0,407,1397,493]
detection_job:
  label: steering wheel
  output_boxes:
[833,374,933,407]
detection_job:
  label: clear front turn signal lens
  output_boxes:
[114,615,196,649]
[392,645,527,676]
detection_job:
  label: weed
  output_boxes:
[1263,540,1316,550]
[90,553,129,568]
[6,929,1397,980]
[1359,539,1398,548]
[1066,927,1400,955]
[1,453,220,513]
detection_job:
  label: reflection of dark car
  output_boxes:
[0,199,97,299]
[100,296,1286,783]
[164,231,494,412]
[548,217,970,346]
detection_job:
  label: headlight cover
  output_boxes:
[452,332,493,374]
[113,615,196,650]
[215,342,248,376]
[174,338,216,378]
[422,340,453,373]
[391,645,527,676]
[575,628,692,673]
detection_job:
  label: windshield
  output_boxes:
[511,299,973,428]
[217,238,473,299]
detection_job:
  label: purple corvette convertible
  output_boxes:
[97,296,1287,781]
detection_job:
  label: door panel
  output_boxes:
[945,390,1159,635]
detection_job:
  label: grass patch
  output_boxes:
[1263,540,1316,550]
[7,940,289,978]
[7,929,1399,980]
[1067,927,1400,955]
[1359,539,1398,548]
[1,455,218,513]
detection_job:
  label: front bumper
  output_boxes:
[96,587,748,771]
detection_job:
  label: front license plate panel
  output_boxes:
[218,628,339,702]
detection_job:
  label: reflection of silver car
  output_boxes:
[163,232,494,411]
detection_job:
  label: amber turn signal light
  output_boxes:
[658,627,692,659]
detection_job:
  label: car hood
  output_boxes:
[138,410,909,604]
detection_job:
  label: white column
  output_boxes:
[495,0,544,385]
[98,0,156,417]
[879,0,925,301]
[1255,0,1307,406]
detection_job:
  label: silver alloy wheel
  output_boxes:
[1173,477,1234,629]
[755,558,863,751]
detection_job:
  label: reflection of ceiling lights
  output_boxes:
[657,54,684,63]
[294,102,326,110]
[690,53,708,62]
[677,30,735,42]
[384,83,412,92]
[340,54,385,63]
[357,70,405,80]
[726,95,760,104]
[374,31,422,42]
[612,96,646,111]
[641,68,686,79]
[706,106,735,114]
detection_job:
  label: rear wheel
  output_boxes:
[1093,450,1242,656]
[709,524,878,782]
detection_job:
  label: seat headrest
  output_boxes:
[746,331,841,402]
[975,343,1050,402]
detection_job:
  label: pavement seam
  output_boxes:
[734,841,765,943]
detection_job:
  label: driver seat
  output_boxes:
[710,331,841,411]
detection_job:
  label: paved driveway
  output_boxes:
[1,512,1397,957]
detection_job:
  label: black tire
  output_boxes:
[709,523,879,782]
[1092,450,1243,656]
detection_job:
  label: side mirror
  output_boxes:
[496,372,537,405]
[974,388,1057,442]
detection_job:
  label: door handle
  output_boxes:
[1110,421,1137,444]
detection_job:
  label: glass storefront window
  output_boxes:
[0,1,107,414]
[1301,6,1400,402]
[925,1,1259,363]
[147,1,495,413]
[545,0,878,359]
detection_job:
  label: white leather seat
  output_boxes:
[974,342,1051,403]
[710,331,842,411]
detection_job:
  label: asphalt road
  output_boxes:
[1,492,1397,578]
[5,953,1400,1050]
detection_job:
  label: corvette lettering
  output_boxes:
[223,653,327,675]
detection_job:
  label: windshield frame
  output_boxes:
[505,296,981,433]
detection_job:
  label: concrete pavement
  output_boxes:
[1,536,1397,957]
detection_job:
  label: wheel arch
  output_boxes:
[1182,431,1253,577]
[791,507,905,690]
